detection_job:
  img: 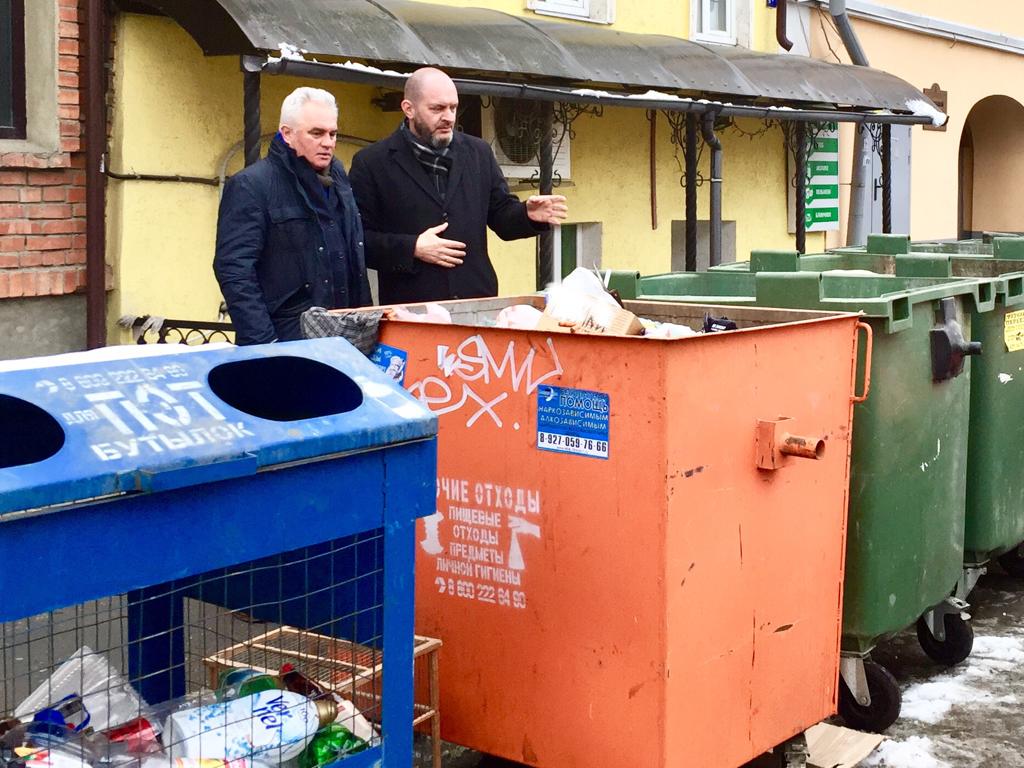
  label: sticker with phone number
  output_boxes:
[536,385,609,459]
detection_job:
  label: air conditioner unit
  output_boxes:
[481,98,571,182]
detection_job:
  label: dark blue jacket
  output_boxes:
[214,137,372,345]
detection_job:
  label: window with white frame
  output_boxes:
[526,0,615,25]
[694,0,737,45]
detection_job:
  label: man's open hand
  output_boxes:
[526,195,568,225]
[414,222,466,268]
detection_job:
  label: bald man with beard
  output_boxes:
[349,67,568,305]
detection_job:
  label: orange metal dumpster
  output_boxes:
[370,296,867,768]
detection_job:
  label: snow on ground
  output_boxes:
[862,574,1024,767]
[863,736,948,768]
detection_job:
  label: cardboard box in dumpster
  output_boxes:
[534,301,644,336]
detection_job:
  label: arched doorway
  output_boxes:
[958,95,1024,238]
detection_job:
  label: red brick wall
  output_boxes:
[0,0,87,300]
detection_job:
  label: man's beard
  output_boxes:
[412,117,452,149]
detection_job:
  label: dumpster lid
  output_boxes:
[0,339,436,517]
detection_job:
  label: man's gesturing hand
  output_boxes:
[526,195,569,226]
[414,222,466,268]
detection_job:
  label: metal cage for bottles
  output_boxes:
[0,340,437,768]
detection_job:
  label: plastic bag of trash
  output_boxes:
[642,321,701,340]
[388,304,453,324]
[495,305,543,330]
[541,268,643,335]
[15,647,155,735]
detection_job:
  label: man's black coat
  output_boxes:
[214,136,372,345]
[349,127,544,305]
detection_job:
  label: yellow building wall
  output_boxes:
[811,9,1024,244]
[878,0,1024,39]
[108,8,817,336]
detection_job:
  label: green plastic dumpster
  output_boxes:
[630,268,995,732]
[815,237,1024,581]
[713,237,1024,584]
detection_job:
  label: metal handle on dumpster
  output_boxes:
[756,417,826,471]
[930,297,982,381]
[851,321,873,404]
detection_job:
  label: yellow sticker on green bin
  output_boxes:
[1006,310,1024,352]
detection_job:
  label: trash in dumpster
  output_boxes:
[163,689,336,762]
[703,313,739,333]
[1,649,378,768]
[15,648,155,736]
[540,268,645,335]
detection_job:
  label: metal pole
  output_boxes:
[829,0,873,246]
[242,62,262,167]
[701,112,723,268]
[85,0,107,348]
[649,111,658,230]
[882,124,893,234]
[685,114,699,271]
[536,102,555,289]
[795,122,808,254]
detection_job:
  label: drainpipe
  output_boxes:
[85,0,108,348]
[829,0,872,246]
[700,111,723,268]
[685,113,698,271]
[776,0,794,51]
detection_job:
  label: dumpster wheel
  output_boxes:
[916,613,974,666]
[838,660,901,732]
[998,544,1024,578]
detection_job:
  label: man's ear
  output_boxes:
[279,125,293,145]
[400,100,415,120]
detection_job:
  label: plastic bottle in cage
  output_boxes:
[141,757,277,768]
[163,690,337,762]
[296,723,368,768]
[5,745,92,768]
[278,665,377,743]
[278,664,331,700]
[215,671,281,703]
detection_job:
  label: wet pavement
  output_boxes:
[864,567,1024,767]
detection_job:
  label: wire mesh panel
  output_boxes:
[0,532,385,768]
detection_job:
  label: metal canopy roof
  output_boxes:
[140,0,938,121]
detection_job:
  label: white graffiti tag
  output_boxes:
[408,334,563,428]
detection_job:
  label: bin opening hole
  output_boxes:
[979,283,994,304]
[1009,277,1024,300]
[208,356,363,422]
[892,296,911,324]
[0,395,65,468]
[812,439,826,459]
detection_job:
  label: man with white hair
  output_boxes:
[214,87,371,345]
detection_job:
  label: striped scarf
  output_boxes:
[402,121,453,199]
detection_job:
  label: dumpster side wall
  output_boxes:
[841,307,969,652]
[663,318,855,766]
[964,303,1024,560]
[385,321,674,766]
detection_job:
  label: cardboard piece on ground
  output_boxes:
[806,722,885,768]
[535,302,644,336]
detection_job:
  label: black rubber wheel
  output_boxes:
[838,659,902,732]
[998,544,1024,578]
[916,613,974,666]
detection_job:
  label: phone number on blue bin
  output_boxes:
[537,431,608,458]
